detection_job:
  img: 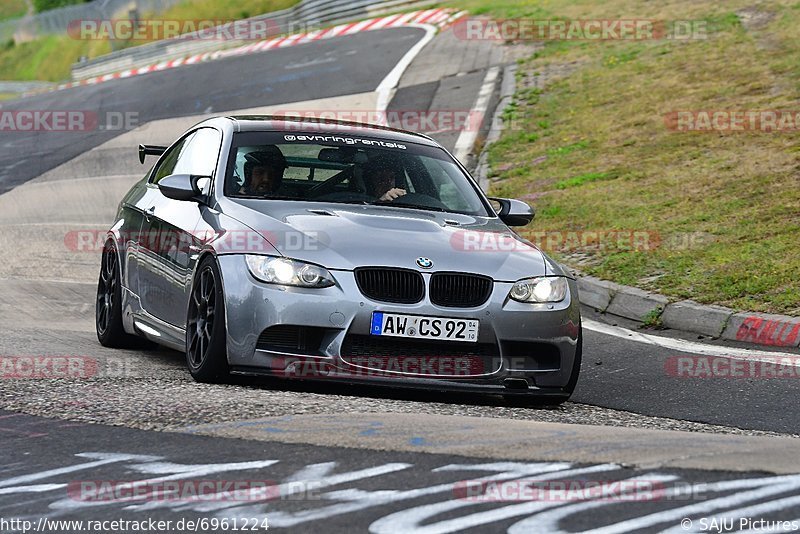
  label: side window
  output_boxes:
[173,128,222,177]
[420,157,470,211]
[149,128,222,184]
[150,134,193,184]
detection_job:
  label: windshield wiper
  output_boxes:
[235,195,302,201]
[381,202,449,213]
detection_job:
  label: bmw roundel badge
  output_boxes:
[416,257,433,269]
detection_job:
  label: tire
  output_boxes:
[96,240,143,348]
[186,256,229,383]
[505,323,582,407]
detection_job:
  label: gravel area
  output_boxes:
[0,334,793,438]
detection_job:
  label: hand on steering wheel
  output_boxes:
[378,188,407,202]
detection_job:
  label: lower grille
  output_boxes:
[430,272,493,308]
[256,325,327,356]
[501,341,561,371]
[340,334,500,377]
[354,268,424,304]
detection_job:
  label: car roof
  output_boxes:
[222,115,442,147]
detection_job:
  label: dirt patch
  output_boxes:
[735,6,776,31]
[517,60,585,91]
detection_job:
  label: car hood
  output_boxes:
[224,200,549,281]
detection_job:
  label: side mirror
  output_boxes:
[158,174,207,201]
[491,197,535,226]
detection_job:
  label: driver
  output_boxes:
[364,154,406,202]
[239,146,287,196]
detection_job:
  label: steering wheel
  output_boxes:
[314,191,373,203]
[307,167,354,198]
[384,192,449,210]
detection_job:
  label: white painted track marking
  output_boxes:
[374,23,438,112]
[453,66,500,163]
[584,318,800,362]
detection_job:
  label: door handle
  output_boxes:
[144,206,155,222]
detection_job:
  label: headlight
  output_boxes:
[509,277,568,303]
[245,255,335,288]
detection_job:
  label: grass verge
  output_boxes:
[446,0,800,315]
[0,0,27,21]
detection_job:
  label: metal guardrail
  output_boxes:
[0,80,55,93]
[70,0,438,81]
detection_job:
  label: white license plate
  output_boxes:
[370,312,479,342]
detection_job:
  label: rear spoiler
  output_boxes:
[138,144,167,164]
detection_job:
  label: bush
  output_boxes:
[32,0,87,13]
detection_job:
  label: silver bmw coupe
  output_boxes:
[96,115,582,404]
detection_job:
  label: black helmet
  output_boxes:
[242,146,287,194]
[244,146,287,178]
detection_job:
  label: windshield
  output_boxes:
[224,131,491,216]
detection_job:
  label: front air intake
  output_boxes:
[354,267,425,304]
[429,272,493,308]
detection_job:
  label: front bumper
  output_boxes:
[217,255,581,394]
